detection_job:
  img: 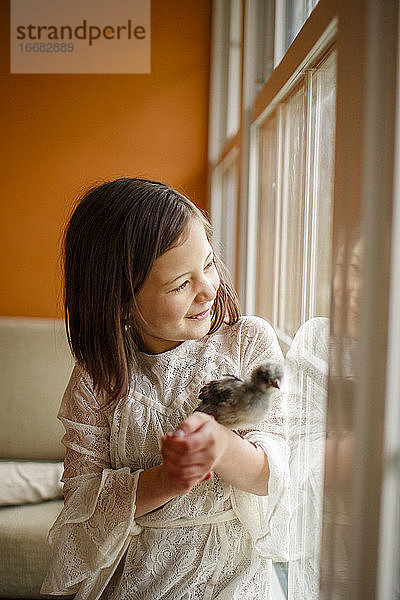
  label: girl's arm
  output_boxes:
[135,411,268,518]
[137,319,286,517]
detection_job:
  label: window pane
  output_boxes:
[286,0,307,49]
[255,82,308,340]
[226,0,242,139]
[210,153,239,282]
[286,315,329,600]
[254,46,337,600]
[279,82,306,338]
[258,0,276,84]
[285,0,321,53]
[287,51,337,600]
[221,160,238,277]
[273,0,321,69]
[256,111,279,323]
[310,50,337,317]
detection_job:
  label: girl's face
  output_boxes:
[135,218,220,354]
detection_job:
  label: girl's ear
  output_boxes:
[126,301,149,348]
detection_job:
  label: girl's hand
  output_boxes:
[161,412,229,495]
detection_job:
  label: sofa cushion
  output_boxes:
[0,461,63,506]
[0,499,63,598]
[0,317,74,460]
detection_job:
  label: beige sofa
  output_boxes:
[0,317,74,598]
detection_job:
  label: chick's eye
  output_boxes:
[172,280,189,293]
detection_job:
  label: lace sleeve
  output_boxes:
[41,366,143,596]
[232,316,290,562]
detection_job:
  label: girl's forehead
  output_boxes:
[150,220,212,283]
[174,216,209,245]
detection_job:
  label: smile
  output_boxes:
[186,308,210,320]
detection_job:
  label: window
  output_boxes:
[252,44,337,600]
[210,149,239,279]
[208,0,242,163]
[255,48,336,345]
[210,2,337,597]
[255,0,321,84]
[208,0,400,598]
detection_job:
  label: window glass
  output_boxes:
[256,111,279,324]
[259,0,276,84]
[285,0,308,48]
[211,153,239,280]
[256,51,336,341]
[220,160,238,277]
[279,83,306,339]
[310,51,337,317]
[268,0,322,70]
[226,0,243,139]
[255,47,337,599]
[208,0,242,161]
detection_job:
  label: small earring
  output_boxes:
[123,320,132,332]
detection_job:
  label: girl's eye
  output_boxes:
[204,257,215,270]
[172,280,189,293]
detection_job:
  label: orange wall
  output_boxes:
[0,1,211,318]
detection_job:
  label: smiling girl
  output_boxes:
[41,178,289,600]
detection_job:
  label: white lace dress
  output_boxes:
[41,316,289,600]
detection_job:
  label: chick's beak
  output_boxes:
[271,380,280,389]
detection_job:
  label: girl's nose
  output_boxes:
[196,276,217,302]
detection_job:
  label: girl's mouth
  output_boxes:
[186,308,210,320]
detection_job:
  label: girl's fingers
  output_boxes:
[161,416,223,485]
[162,438,217,481]
[163,456,213,487]
[162,442,212,469]
[177,412,215,436]
[162,441,215,471]
[163,418,219,455]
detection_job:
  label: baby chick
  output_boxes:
[195,361,284,429]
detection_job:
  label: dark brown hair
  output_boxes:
[64,177,240,405]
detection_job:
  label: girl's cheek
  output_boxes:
[159,297,186,320]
